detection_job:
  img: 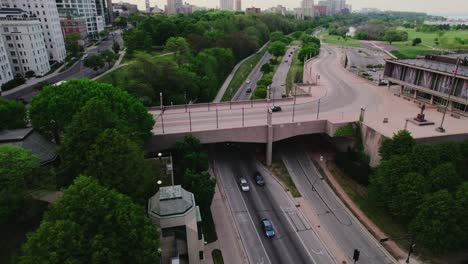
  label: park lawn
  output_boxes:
[390,43,441,59]
[320,32,361,48]
[268,156,301,198]
[222,48,267,101]
[401,28,468,50]
[96,65,128,85]
[286,48,303,96]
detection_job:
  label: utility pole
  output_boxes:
[436,58,460,133]
[316,98,321,119]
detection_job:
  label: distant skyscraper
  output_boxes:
[220,0,233,11]
[235,0,241,11]
[301,0,315,18]
[166,0,183,13]
[146,0,151,13]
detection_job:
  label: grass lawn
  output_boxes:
[400,28,468,50]
[286,48,303,96]
[268,156,301,197]
[96,65,128,86]
[390,46,441,59]
[319,32,361,48]
[325,161,412,248]
[222,48,267,101]
[212,249,224,264]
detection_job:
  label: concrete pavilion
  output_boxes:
[148,185,204,264]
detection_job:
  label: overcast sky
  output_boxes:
[128,0,468,16]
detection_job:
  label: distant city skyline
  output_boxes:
[128,0,468,16]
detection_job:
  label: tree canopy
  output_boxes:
[268,41,287,59]
[0,145,39,224]
[19,176,160,263]
[0,98,27,130]
[29,79,154,144]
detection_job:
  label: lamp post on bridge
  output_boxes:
[160,92,163,111]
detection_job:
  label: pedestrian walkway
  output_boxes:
[206,184,246,264]
[92,49,127,81]
[2,62,69,96]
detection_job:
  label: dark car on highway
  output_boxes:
[253,172,265,186]
[260,219,276,238]
[270,106,282,112]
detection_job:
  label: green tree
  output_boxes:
[383,29,408,44]
[85,129,154,204]
[298,44,319,62]
[114,16,127,28]
[379,130,415,160]
[268,41,287,61]
[412,37,422,46]
[269,31,284,42]
[0,145,39,224]
[60,99,130,180]
[455,182,468,244]
[165,37,190,65]
[301,35,321,47]
[429,163,462,192]
[254,85,267,99]
[183,169,216,209]
[19,176,160,263]
[101,49,118,68]
[389,172,428,221]
[29,79,154,144]
[260,63,272,74]
[84,54,104,71]
[175,135,209,174]
[0,97,27,129]
[409,190,462,252]
[64,33,82,57]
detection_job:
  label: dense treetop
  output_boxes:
[19,176,160,264]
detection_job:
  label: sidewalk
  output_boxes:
[309,153,420,263]
[92,49,127,81]
[205,184,245,264]
[2,62,68,96]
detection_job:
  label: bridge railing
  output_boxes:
[148,97,299,113]
[153,98,359,135]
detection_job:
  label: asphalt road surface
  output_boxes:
[279,139,395,264]
[270,46,297,99]
[3,30,123,101]
[211,144,335,264]
[233,52,272,101]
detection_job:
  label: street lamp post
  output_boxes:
[292,85,297,122]
[160,92,163,111]
[436,58,460,133]
[316,98,321,119]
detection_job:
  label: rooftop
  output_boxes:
[0,128,57,165]
[389,56,468,78]
[148,185,195,218]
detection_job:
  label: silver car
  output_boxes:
[239,178,250,192]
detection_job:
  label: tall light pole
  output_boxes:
[160,92,163,111]
[436,58,460,133]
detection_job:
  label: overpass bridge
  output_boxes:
[147,96,359,165]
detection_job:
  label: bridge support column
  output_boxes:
[266,110,273,166]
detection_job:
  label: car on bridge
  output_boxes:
[270,106,282,112]
[246,86,252,93]
[253,172,265,186]
[260,218,276,238]
[239,178,250,192]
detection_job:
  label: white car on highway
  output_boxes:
[246,79,251,84]
[239,178,250,192]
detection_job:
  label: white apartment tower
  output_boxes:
[55,0,105,39]
[301,0,315,18]
[166,0,183,14]
[1,0,66,63]
[235,0,241,11]
[0,17,51,77]
[0,35,13,87]
[220,0,233,11]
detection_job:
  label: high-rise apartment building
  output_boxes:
[0,31,12,87]
[220,0,233,11]
[234,0,241,11]
[0,11,50,77]
[166,0,183,14]
[55,0,105,39]
[95,0,113,25]
[301,0,315,18]
[1,0,66,62]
